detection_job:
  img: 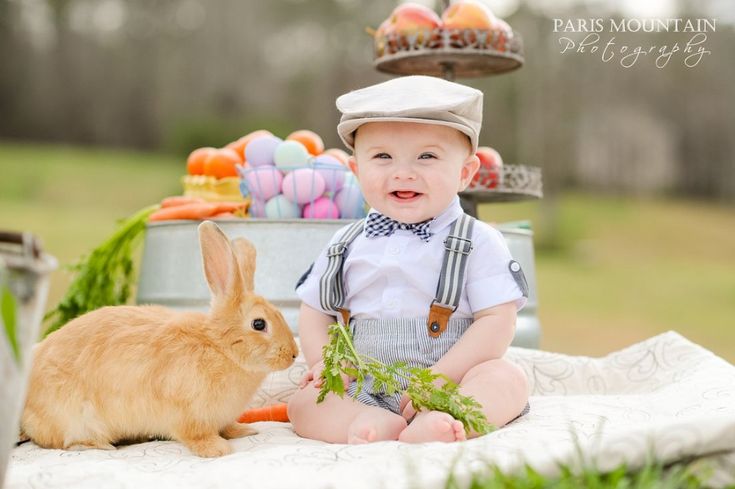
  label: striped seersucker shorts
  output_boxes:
[345,316,530,422]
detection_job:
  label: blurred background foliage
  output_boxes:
[0,0,733,359]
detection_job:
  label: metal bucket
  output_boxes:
[137,220,540,348]
[0,232,57,487]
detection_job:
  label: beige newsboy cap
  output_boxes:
[336,75,483,153]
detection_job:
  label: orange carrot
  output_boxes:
[160,196,206,208]
[212,212,238,219]
[148,202,218,222]
[214,202,248,214]
[238,403,289,423]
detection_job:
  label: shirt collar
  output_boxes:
[364,196,464,236]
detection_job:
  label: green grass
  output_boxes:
[446,459,708,489]
[479,196,735,363]
[1,140,734,364]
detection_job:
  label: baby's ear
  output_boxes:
[459,153,480,191]
[348,156,358,178]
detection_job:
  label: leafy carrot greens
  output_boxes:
[318,321,495,435]
[43,204,158,337]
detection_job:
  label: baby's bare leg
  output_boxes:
[459,358,529,436]
[399,358,528,443]
[288,382,407,444]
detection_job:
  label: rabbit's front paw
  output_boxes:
[221,422,257,439]
[182,435,233,457]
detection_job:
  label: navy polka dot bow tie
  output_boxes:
[364,213,434,242]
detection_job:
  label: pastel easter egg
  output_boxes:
[312,155,345,193]
[274,140,310,170]
[282,168,326,205]
[334,184,366,219]
[245,135,283,167]
[265,194,301,219]
[249,197,266,218]
[303,197,340,219]
[343,171,359,187]
[244,166,283,201]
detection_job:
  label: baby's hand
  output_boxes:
[299,360,351,389]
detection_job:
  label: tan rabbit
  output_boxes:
[21,220,299,457]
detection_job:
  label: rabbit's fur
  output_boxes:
[21,221,299,457]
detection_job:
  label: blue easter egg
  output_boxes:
[274,140,310,170]
[334,184,366,219]
[265,194,301,219]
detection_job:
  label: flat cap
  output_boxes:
[336,75,483,153]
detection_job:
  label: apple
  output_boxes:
[375,2,440,52]
[391,3,441,35]
[441,0,495,30]
[471,146,503,190]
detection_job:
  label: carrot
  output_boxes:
[212,212,237,219]
[214,202,248,214]
[160,196,205,208]
[148,202,218,222]
[237,403,289,423]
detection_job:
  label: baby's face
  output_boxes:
[349,122,480,224]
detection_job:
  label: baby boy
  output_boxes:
[288,75,529,444]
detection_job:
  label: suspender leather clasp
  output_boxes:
[443,236,473,255]
[337,308,351,328]
[427,302,455,338]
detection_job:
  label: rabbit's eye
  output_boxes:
[252,318,267,332]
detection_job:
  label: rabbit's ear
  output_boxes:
[198,221,243,300]
[231,238,256,293]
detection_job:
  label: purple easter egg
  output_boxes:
[303,197,340,219]
[334,184,366,219]
[245,135,283,167]
[312,155,346,193]
[244,166,283,201]
[282,168,326,205]
[249,197,266,218]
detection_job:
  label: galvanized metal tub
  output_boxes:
[0,233,57,487]
[137,220,540,348]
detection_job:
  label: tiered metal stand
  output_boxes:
[372,11,543,347]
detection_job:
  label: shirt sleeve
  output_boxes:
[295,223,355,315]
[464,221,528,313]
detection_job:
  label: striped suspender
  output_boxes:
[319,220,364,326]
[428,214,475,338]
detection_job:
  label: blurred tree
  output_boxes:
[1,0,733,200]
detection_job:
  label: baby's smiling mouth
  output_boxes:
[391,191,422,200]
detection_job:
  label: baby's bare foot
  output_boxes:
[398,411,466,443]
[347,411,405,444]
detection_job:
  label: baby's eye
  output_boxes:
[418,153,437,160]
[373,153,391,159]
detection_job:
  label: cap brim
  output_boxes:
[338,117,478,154]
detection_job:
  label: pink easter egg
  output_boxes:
[303,197,340,219]
[244,166,283,201]
[312,155,345,193]
[249,197,266,218]
[282,168,326,205]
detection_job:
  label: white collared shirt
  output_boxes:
[296,197,526,320]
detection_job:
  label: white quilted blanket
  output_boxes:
[6,331,735,488]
